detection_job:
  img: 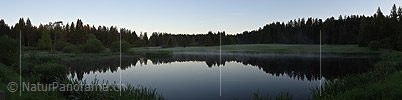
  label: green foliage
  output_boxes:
[234,91,292,100]
[80,37,105,53]
[0,63,17,82]
[312,53,402,99]
[110,40,131,52]
[22,46,37,51]
[62,45,79,53]
[312,71,402,100]
[398,34,402,51]
[0,59,69,100]
[62,79,165,100]
[55,40,73,51]
[0,35,19,66]
[21,54,68,83]
[368,40,382,51]
[36,62,68,83]
[26,52,61,64]
[38,29,53,50]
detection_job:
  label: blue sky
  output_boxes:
[1,0,401,34]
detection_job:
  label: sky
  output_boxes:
[1,0,401,35]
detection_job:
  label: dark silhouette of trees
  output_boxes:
[0,19,11,36]
[0,4,402,51]
[80,34,105,53]
[237,5,402,51]
[38,27,52,50]
[111,40,131,52]
[0,35,19,66]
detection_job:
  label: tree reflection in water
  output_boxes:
[64,53,379,81]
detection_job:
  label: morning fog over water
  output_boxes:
[64,53,379,100]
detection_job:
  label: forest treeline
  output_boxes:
[1,4,402,51]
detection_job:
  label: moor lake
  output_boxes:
[65,52,379,100]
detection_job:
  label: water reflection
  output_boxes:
[63,53,379,100]
[64,53,379,81]
[65,55,137,80]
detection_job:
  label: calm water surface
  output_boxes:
[65,53,379,100]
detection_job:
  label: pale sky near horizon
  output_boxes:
[1,0,401,35]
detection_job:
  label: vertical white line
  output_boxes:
[19,30,21,96]
[120,32,122,96]
[219,33,222,96]
[319,30,322,96]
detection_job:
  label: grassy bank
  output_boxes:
[129,44,386,54]
[34,44,382,60]
[234,91,293,100]
[0,54,165,100]
[312,51,402,99]
[0,63,66,99]
[127,48,172,57]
